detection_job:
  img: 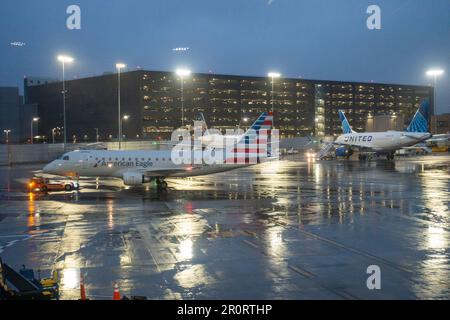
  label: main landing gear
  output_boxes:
[386,152,395,161]
[155,178,168,190]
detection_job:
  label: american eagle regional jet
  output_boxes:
[43,112,274,189]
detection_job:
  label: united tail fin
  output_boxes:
[406,100,429,133]
[338,110,356,134]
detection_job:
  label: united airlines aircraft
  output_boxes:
[333,100,432,160]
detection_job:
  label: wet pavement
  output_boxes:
[0,154,449,300]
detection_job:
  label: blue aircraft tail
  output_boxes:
[406,100,429,133]
[338,110,355,134]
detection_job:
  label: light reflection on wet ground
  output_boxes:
[0,154,449,299]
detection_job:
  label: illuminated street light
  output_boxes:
[268,72,281,126]
[31,117,39,144]
[176,68,191,77]
[268,72,281,78]
[51,128,56,144]
[116,63,126,149]
[57,54,74,150]
[176,68,191,127]
[58,55,74,63]
[426,69,444,132]
[426,69,444,77]
[121,115,130,141]
[3,129,11,144]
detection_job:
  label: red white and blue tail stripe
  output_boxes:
[226,112,275,164]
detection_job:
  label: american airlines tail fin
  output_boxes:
[229,111,275,162]
[406,100,429,133]
[235,111,273,145]
[338,110,356,134]
[246,111,273,134]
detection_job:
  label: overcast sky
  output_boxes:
[0,0,449,113]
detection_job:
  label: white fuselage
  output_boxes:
[334,131,432,152]
[43,149,251,180]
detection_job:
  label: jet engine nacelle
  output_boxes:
[122,172,151,186]
[335,146,353,157]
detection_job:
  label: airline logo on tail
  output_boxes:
[338,110,356,134]
[406,100,429,133]
[246,112,273,133]
[230,111,277,163]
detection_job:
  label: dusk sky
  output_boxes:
[1,0,449,113]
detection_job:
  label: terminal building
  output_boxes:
[24,70,434,142]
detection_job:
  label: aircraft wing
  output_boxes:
[137,167,192,177]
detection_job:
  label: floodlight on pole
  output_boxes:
[31,117,39,144]
[176,68,191,127]
[426,69,444,77]
[58,55,74,63]
[3,129,11,144]
[57,54,74,150]
[121,114,130,142]
[268,72,281,125]
[116,63,126,149]
[426,68,444,133]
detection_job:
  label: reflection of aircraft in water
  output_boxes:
[320,100,432,161]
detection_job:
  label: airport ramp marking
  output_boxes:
[134,224,166,273]
[266,216,414,274]
[240,231,357,299]
[288,265,315,279]
[242,239,259,248]
[0,234,36,254]
[296,228,413,274]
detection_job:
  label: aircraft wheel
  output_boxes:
[156,179,168,190]
[65,184,73,191]
[160,181,168,189]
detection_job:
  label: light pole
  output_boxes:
[121,115,129,142]
[57,55,74,150]
[176,68,191,127]
[116,63,126,149]
[51,128,56,144]
[426,69,444,115]
[4,129,12,166]
[426,69,444,131]
[94,128,99,143]
[268,72,281,126]
[3,129,11,144]
[30,117,39,144]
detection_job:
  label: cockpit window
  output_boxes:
[63,156,69,161]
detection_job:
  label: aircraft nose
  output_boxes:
[43,162,55,173]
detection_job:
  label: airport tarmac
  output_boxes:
[0,154,449,300]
